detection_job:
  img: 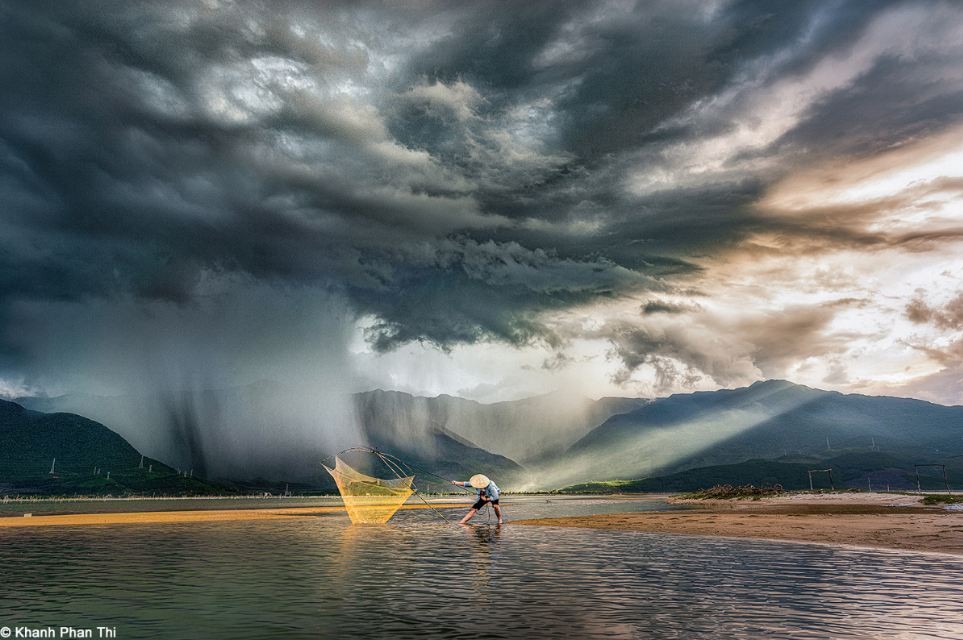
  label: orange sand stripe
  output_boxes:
[0,503,465,528]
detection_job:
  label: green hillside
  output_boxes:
[0,399,226,496]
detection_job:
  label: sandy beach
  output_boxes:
[515,493,963,555]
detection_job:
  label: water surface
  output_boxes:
[2,496,961,639]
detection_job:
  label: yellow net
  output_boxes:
[323,456,415,524]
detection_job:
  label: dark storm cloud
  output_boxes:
[1,0,960,383]
[642,301,691,315]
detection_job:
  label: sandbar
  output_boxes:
[515,493,963,555]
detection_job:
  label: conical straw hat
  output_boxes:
[469,474,490,488]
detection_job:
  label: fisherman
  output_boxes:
[452,474,503,525]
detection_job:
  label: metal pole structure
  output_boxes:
[915,464,949,493]
[808,469,834,491]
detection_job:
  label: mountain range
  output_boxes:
[355,388,646,463]
[17,386,642,484]
[12,379,963,493]
[549,379,963,489]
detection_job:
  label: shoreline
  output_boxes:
[514,493,963,556]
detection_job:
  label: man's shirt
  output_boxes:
[458,480,500,500]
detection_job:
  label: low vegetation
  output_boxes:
[682,484,787,500]
[922,494,963,505]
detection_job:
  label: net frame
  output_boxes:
[323,456,414,524]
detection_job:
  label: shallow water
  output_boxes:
[0,493,668,517]
[1,496,961,639]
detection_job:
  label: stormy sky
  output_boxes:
[2,0,963,407]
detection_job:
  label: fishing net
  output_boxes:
[323,456,415,524]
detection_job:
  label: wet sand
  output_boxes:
[0,502,464,528]
[515,494,963,555]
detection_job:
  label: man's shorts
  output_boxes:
[472,498,499,510]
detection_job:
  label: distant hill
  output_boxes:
[0,399,225,496]
[549,380,963,487]
[354,388,646,465]
[561,459,816,493]
[20,382,360,483]
[354,390,525,485]
[559,451,963,493]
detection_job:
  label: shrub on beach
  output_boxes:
[922,494,963,505]
[683,484,786,500]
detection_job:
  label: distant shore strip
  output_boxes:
[0,503,465,528]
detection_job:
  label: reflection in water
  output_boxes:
[464,523,502,545]
[1,497,962,639]
[458,523,502,610]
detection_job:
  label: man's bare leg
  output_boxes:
[459,508,478,524]
[493,504,503,524]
